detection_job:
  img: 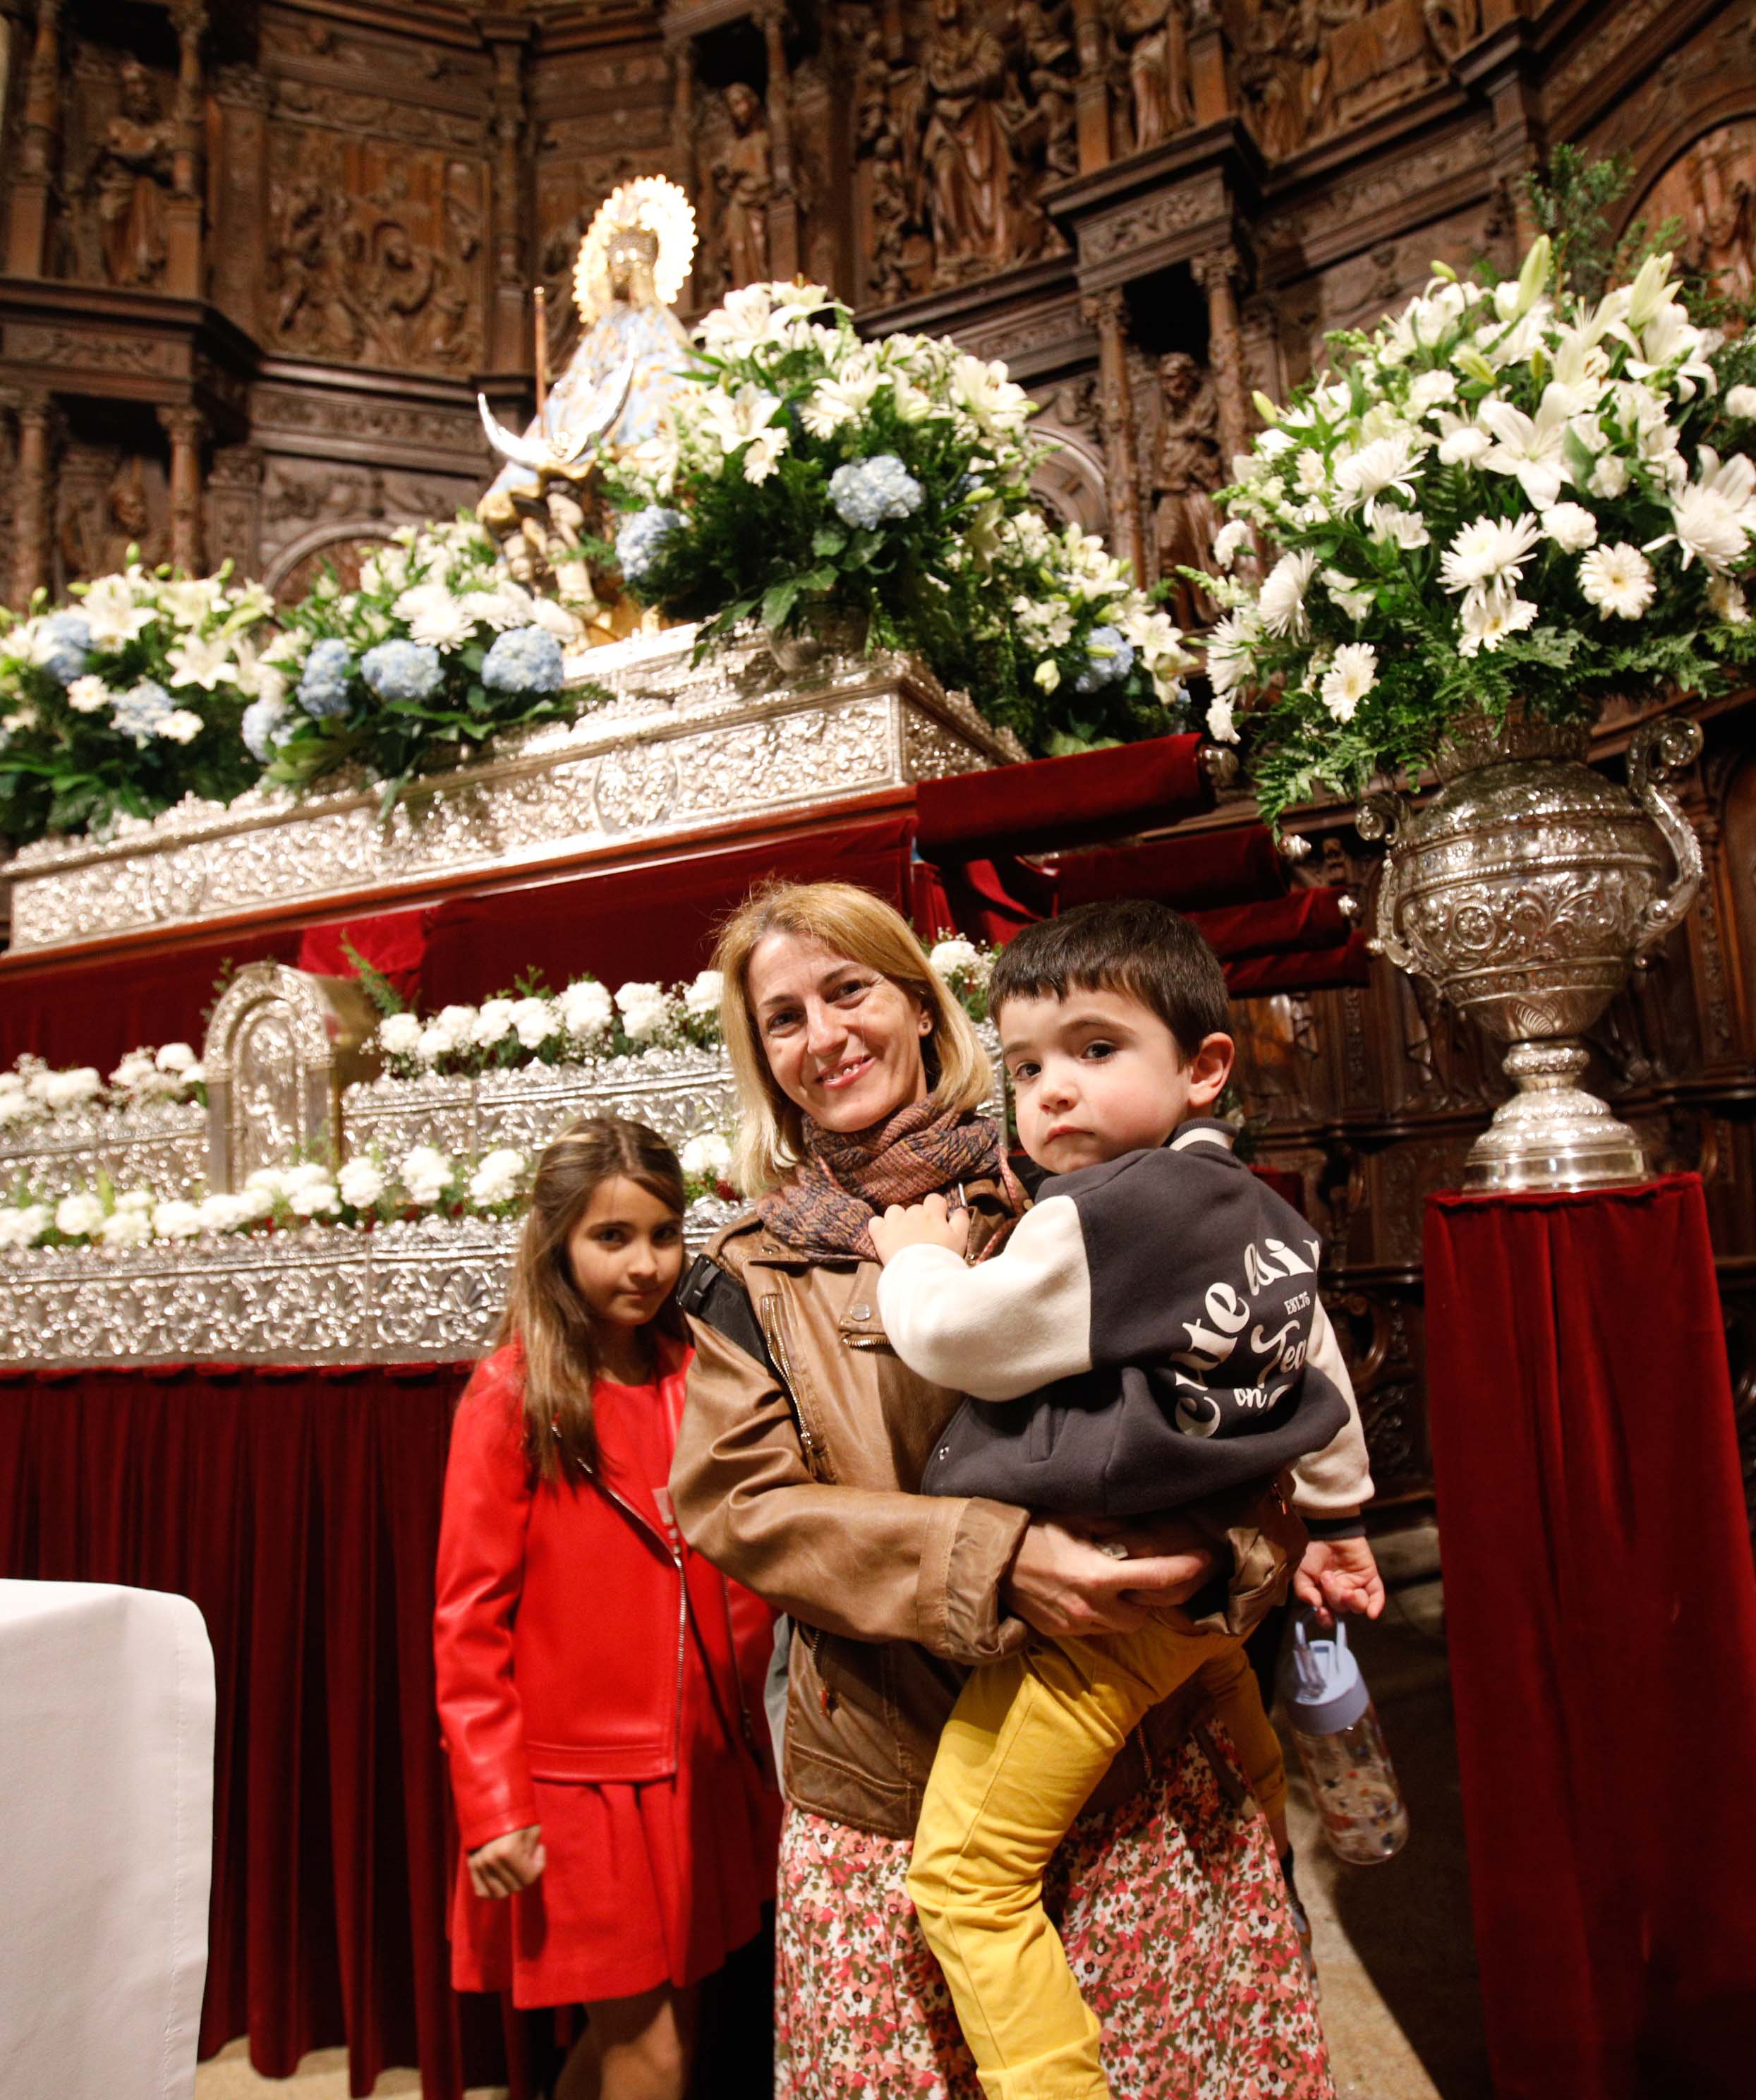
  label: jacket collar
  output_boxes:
[1168,1117,1244,1161]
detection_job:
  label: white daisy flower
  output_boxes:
[1458,589,1540,656]
[1439,513,1542,597]
[1578,543,1656,620]
[1319,643,1379,721]
[1707,575,1751,625]
[1259,550,1318,639]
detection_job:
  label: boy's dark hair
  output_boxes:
[990,900,1230,1061]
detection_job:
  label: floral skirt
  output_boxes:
[774,1721,1333,2100]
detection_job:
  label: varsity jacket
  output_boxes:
[877,1119,1374,1526]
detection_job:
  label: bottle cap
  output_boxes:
[1281,1615,1369,1735]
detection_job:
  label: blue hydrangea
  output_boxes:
[1073,624,1137,695]
[34,610,92,685]
[241,694,292,764]
[111,679,174,747]
[361,638,444,704]
[482,625,565,696]
[296,637,355,719]
[829,454,925,531]
[616,507,686,584]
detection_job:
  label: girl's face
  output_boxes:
[746,932,932,1135]
[565,1175,684,1332]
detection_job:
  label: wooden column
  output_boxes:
[7,0,61,277]
[1072,0,1111,174]
[165,1,205,296]
[1192,245,1249,473]
[670,35,698,311]
[157,406,207,575]
[9,390,54,608]
[480,15,533,374]
[756,4,800,280]
[1187,0,1233,128]
[1082,289,1144,585]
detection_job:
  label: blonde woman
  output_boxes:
[671,882,1332,2099]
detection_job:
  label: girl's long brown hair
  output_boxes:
[495,1116,689,1483]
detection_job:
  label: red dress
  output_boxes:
[435,1341,780,2008]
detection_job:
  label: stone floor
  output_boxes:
[195,1519,1489,2100]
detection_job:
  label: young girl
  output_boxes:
[435,1116,780,2100]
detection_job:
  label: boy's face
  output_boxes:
[998,984,1234,1176]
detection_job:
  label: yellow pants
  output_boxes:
[907,1624,1286,2100]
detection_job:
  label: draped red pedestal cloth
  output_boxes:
[0,1362,526,2099]
[1423,1176,1756,2100]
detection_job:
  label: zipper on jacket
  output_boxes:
[757,1292,837,1480]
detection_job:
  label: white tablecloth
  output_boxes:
[0,1581,214,2100]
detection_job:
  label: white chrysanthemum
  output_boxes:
[1439,513,1542,597]
[511,996,560,1051]
[338,1158,387,1209]
[394,581,476,649]
[1578,543,1655,620]
[1658,447,1756,573]
[615,981,672,1044]
[196,1192,252,1234]
[468,1148,528,1207]
[1259,550,1318,639]
[1319,643,1379,722]
[377,1013,423,1058]
[152,1199,205,1239]
[399,1145,454,1208]
[679,1133,733,1180]
[54,1192,106,1237]
[929,939,982,980]
[683,970,724,1021]
[66,674,111,714]
[1458,589,1540,656]
[1588,454,1630,500]
[414,1025,451,1067]
[1707,574,1751,625]
[1204,609,1259,696]
[288,1180,341,1218]
[1334,435,1424,524]
[1373,509,1430,550]
[741,426,788,483]
[1211,519,1252,569]
[559,978,614,1043]
[1540,503,1599,554]
[472,998,517,1048]
[96,1207,151,1247]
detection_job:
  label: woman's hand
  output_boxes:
[467,1823,547,1900]
[1002,1518,1215,1639]
[870,1192,970,1265]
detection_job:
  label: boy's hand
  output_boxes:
[870,1192,970,1265]
[1292,1536,1385,1627]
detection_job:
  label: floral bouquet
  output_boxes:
[609,280,1191,754]
[370,969,726,1080]
[0,1044,207,1133]
[1196,236,1756,831]
[258,519,608,811]
[0,564,272,844]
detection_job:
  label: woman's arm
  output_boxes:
[672,1285,1034,1667]
[433,1374,541,1852]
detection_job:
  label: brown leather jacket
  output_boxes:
[669,1178,1250,1840]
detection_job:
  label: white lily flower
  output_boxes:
[80,574,155,646]
[166,632,238,692]
[1477,383,1578,509]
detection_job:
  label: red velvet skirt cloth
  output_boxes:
[1423,1176,1756,2100]
[0,1361,527,2099]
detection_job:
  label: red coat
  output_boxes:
[434,1339,775,1852]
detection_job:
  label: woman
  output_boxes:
[435,1118,778,2100]
[670,883,1333,2098]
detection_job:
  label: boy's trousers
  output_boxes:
[907,1622,1286,2100]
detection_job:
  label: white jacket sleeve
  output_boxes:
[876,1195,1094,1402]
[1288,1296,1374,1519]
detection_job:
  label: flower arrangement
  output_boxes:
[0,1044,206,1133]
[1195,232,1756,831]
[608,280,1192,754]
[369,968,727,1080]
[258,520,609,810]
[0,1129,739,1253]
[926,936,998,1023]
[0,564,271,844]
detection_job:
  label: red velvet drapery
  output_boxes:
[1424,1176,1756,2100]
[0,1362,521,2099]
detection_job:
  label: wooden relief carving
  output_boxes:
[700,81,777,298]
[62,48,179,286]
[1629,120,1756,311]
[56,445,169,588]
[1110,0,1192,156]
[265,126,485,373]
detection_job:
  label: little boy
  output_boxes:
[871,898,1380,2100]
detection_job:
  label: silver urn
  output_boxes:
[1360,709,1704,1193]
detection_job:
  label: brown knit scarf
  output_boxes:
[758,1097,1015,1260]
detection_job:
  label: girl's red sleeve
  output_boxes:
[433,1362,540,1850]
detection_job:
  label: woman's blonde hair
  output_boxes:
[495,1115,688,1481]
[713,881,993,1195]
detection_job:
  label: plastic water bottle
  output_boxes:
[1281,1615,1409,1864]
